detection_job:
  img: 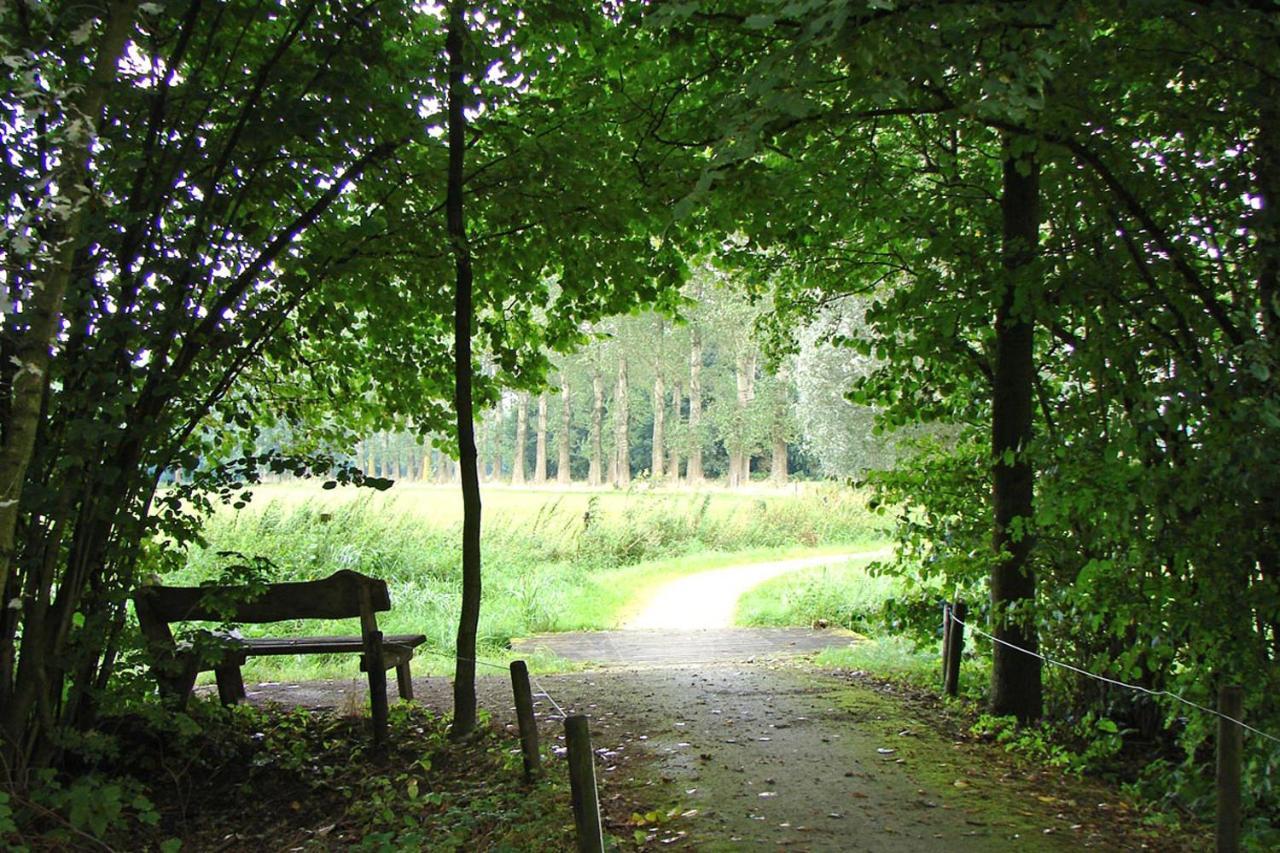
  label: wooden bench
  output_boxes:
[133,569,425,743]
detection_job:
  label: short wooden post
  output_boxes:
[1216,684,1243,853]
[940,602,953,687]
[943,600,966,698]
[564,715,604,853]
[510,660,541,781]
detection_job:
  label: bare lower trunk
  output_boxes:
[557,380,572,485]
[770,436,788,485]
[651,374,665,479]
[533,392,548,484]
[687,331,703,482]
[589,371,604,486]
[513,393,528,486]
[728,351,756,488]
[989,137,1042,724]
[668,381,682,482]
[614,357,630,487]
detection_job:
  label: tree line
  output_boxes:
[346,273,893,488]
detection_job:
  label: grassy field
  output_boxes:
[169,481,886,679]
[734,554,906,631]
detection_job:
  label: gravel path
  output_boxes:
[622,547,892,630]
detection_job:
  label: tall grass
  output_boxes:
[170,485,884,678]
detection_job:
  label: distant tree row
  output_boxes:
[341,269,912,489]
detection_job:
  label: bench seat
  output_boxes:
[233,633,428,656]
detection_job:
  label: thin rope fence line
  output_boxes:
[951,614,1280,746]
[420,647,571,719]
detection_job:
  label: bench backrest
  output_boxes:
[133,570,391,646]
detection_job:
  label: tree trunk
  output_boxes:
[513,393,528,486]
[533,392,548,484]
[668,381,682,482]
[0,0,138,603]
[446,0,482,739]
[687,330,703,482]
[380,432,392,479]
[989,137,1042,724]
[589,370,604,486]
[615,357,630,486]
[770,437,788,485]
[558,380,572,485]
[651,374,665,480]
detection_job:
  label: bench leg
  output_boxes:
[215,665,246,705]
[365,631,388,747]
[396,661,414,701]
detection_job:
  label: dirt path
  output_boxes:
[236,546,1195,850]
[623,548,891,630]
[252,664,1181,851]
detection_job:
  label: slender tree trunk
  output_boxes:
[446,0,481,738]
[615,357,630,486]
[379,432,391,479]
[513,393,528,486]
[589,370,604,486]
[421,447,431,482]
[687,330,703,482]
[989,137,1042,724]
[651,374,665,479]
[728,351,756,488]
[1259,76,1279,349]
[0,1,138,603]
[557,380,572,485]
[668,381,682,482]
[533,392,548,484]
[770,367,789,485]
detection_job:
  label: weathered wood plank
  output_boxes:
[135,570,391,624]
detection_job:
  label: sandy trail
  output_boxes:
[622,547,892,630]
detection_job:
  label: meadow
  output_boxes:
[171,481,888,680]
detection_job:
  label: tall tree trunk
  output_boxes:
[770,437,788,485]
[989,137,1042,724]
[651,374,665,479]
[729,351,756,488]
[687,330,703,482]
[380,432,392,479]
[533,392,548,484]
[668,381,682,482]
[0,1,138,604]
[589,370,604,486]
[446,0,481,738]
[421,447,432,482]
[512,393,528,485]
[557,380,572,485]
[614,357,630,486]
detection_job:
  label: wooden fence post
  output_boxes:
[943,601,966,698]
[941,602,953,688]
[1216,684,1243,853]
[564,715,605,853]
[510,660,541,781]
